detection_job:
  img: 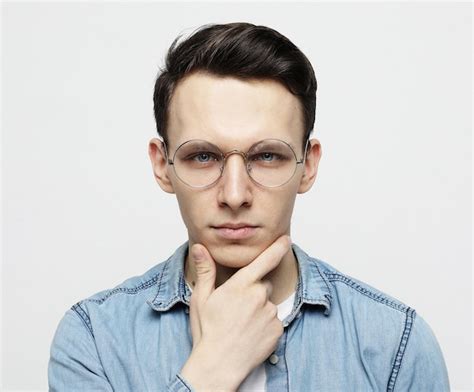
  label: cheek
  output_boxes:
[257,187,298,228]
[174,189,209,229]
[273,191,297,223]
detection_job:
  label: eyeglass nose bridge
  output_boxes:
[219,149,252,175]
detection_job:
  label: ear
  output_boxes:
[148,138,176,194]
[297,138,322,194]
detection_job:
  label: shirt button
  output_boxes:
[184,307,190,314]
[269,354,279,365]
[296,311,302,319]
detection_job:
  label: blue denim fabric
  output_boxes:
[48,241,450,391]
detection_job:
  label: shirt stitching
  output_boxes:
[176,373,192,391]
[324,272,408,313]
[84,275,160,304]
[71,302,94,338]
[82,256,173,305]
[386,308,416,391]
[283,326,290,390]
[309,259,333,299]
[70,302,114,386]
[151,257,170,305]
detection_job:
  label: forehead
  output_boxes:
[167,71,304,151]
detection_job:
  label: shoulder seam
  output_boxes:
[86,274,160,304]
[71,302,94,338]
[386,308,416,391]
[69,302,113,386]
[83,262,169,305]
[324,272,408,313]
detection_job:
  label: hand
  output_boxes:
[180,234,291,391]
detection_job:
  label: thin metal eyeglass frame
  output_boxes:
[162,138,310,189]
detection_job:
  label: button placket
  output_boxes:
[264,328,289,390]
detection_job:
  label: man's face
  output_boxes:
[149,71,321,268]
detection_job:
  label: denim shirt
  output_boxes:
[48,241,450,391]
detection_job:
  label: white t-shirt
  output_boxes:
[185,281,295,392]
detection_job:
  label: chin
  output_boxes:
[207,241,265,269]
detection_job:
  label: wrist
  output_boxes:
[180,344,243,392]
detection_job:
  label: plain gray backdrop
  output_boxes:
[2,1,472,390]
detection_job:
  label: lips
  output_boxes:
[213,222,258,229]
[212,224,259,240]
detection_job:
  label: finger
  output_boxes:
[260,279,273,300]
[188,295,202,349]
[190,243,216,305]
[237,235,291,283]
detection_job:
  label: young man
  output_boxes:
[48,22,450,391]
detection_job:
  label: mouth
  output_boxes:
[212,226,259,240]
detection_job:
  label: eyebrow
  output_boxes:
[180,138,298,152]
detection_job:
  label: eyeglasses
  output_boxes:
[162,138,309,188]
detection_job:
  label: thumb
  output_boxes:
[191,244,216,301]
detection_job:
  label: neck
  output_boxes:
[184,241,299,305]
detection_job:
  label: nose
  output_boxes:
[216,151,253,210]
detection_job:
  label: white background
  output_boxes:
[2,2,472,391]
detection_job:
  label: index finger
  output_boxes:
[236,235,291,283]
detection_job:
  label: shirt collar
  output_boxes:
[146,240,332,318]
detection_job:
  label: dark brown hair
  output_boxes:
[153,22,317,155]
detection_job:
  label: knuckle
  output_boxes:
[259,288,268,304]
[261,282,271,297]
[254,285,268,306]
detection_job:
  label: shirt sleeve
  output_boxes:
[48,308,114,391]
[49,306,195,391]
[168,373,196,391]
[391,312,450,391]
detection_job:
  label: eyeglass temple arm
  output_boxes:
[161,140,175,165]
[296,138,310,164]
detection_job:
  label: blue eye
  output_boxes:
[190,153,218,163]
[254,152,281,162]
[260,153,274,161]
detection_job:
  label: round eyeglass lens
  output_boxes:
[172,139,298,188]
[247,139,298,187]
